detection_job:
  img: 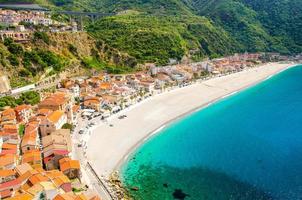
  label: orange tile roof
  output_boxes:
[1,115,16,121]
[37,108,53,116]
[0,154,16,167]
[2,143,18,151]
[54,193,78,200]
[99,82,112,90]
[48,110,65,123]
[21,150,41,164]
[2,109,15,116]
[24,124,38,134]
[39,92,69,107]
[3,124,18,131]
[6,193,33,200]
[0,169,15,177]
[14,104,31,112]
[59,158,80,172]
[0,189,12,198]
[28,173,49,185]
[21,132,37,147]
[84,99,99,106]
[52,175,71,187]
[15,163,33,176]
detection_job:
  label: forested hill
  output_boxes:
[2,0,302,66]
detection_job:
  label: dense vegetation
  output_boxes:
[2,37,65,77]
[61,0,301,64]
[0,0,301,77]
[0,91,40,108]
[87,14,238,64]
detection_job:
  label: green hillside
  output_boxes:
[0,0,301,67]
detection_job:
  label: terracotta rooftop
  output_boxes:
[37,108,53,116]
[0,154,16,168]
[28,173,49,185]
[0,169,15,178]
[59,158,80,172]
[14,104,31,112]
[2,143,18,150]
[21,150,41,164]
[39,92,69,107]
[21,131,37,147]
[0,178,20,190]
[6,193,33,200]
[47,110,65,124]
[15,163,33,176]
[2,109,15,117]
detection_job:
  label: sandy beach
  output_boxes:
[86,62,296,177]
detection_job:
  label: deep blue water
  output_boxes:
[122,65,302,200]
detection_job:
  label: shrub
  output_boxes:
[33,31,50,45]
[7,55,19,66]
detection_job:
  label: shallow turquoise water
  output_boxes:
[122,65,302,200]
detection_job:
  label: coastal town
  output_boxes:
[0,47,298,199]
[0,8,78,42]
[0,6,301,200]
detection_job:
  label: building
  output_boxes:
[0,74,11,94]
[39,110,67,137]
[38,92,73,124]
[83,97,101,112]
[0,125,19,142]
[21,124,39,153]
[38,92,71,112]
[14,104,32,123]
[0,154,18,170]
[42,129,71,170]
[1,109,17,125]
[46,170,72,192]
[0,169,15,184]
[59,158,80,180]
[21,150,42,168]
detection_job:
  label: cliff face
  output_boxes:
[0,31,137,88]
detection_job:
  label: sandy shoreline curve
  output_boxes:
[86,62,298,178]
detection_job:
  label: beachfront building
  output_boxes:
[83,97,101,112]
[59,158,81,180]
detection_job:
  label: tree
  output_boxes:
[62,123,73,130]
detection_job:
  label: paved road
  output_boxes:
[72,117,114,200]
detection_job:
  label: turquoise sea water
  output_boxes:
[122,65,302,200]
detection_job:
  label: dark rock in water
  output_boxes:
[163,183,168,188]
[172,189,190,199]
[131,186,139,191]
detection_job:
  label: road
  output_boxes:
[72,116,114,200]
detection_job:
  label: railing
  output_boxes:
[86,162,115,200]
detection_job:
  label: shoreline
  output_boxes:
[86,62,298,182]
[113,63,297,173]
